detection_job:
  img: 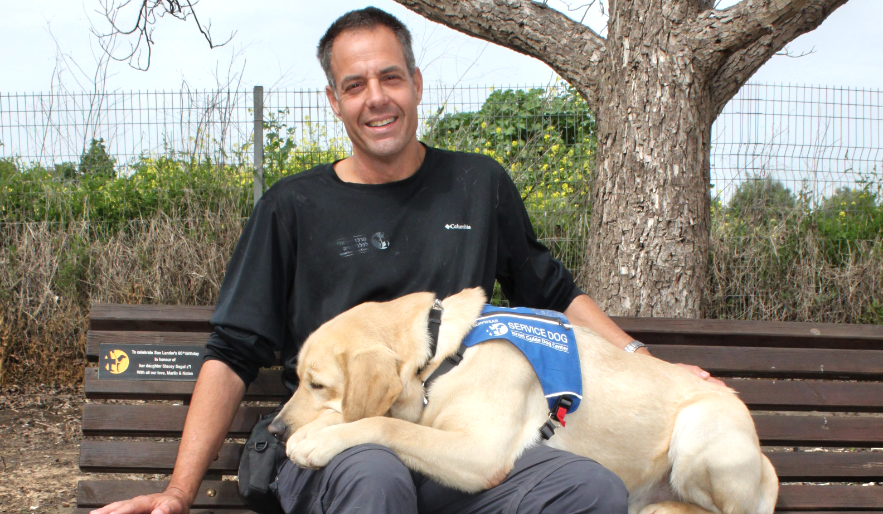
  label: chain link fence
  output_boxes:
[1,83,881,321]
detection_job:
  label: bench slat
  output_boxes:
[81,404,883,446]
[650,345,883,378]
[75,480,883,510]
[89,303,883,349]
[77,440,883,481]
[87,331,210,359]
[777,484,883,509]
[729,379,883,411]
[81,404,275,437]
[83,367,289,401]
[82,369,883,411]
[755,414,883,446]
[77,480,242,508]
[75,511,251,514]
[79,440,243,474]
[766,451,883,480]
[616,317,883,350]
[90,304,214,332]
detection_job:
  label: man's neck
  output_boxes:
[333,140,426,185]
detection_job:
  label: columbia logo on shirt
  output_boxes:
[445,224,472,230]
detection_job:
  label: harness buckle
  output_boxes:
[550,396,573,426]
[539,396,574,440]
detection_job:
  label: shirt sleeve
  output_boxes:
[204,193,297,387]
[494,170,584,312]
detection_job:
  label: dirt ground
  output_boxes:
[1,385,93,514]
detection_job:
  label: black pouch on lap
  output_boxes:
[239,406,284,514]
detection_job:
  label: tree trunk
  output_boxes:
[389,0,850,317]
[585,1,714,317]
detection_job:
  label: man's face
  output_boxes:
[326,26,423,162]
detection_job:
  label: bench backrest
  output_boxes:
[78,303,883,513]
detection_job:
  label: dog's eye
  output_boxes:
[310,382,324,390]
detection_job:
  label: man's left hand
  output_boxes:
[675,363,727,387]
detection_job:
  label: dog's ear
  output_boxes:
[339,345,403,422]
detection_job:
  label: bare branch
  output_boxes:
[688,0,849,115]
[91,0,236,71]
[392,0,606,108]
[775,44,816,58]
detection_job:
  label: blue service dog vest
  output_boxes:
[461,305,582,414]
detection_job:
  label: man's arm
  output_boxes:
[564,294,725,385]
[91,360,247,514]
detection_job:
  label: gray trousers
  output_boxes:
[274,443,628,514]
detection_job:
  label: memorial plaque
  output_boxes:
[98,343,205,381]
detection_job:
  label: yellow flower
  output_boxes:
[840,211,846,217]
[481,122,487,129]
[496,127,502,134]
[512,141,518,147]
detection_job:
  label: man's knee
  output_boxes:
[276,444,416,514]
[520,457,629,514]
[323,443,416,498]
[555,458,629,513]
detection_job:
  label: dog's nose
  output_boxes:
[268,418,289,441]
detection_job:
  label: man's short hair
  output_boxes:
[318,7,416,91]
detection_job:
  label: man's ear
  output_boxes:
[413,67,423,105]
[339,345,403,422]
[326,85,340,118]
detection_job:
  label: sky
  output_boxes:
[1,0,881,94]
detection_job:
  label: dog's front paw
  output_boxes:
[286,424,355,469]
[288,412,344,447]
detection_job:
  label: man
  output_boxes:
[93,8,718,514]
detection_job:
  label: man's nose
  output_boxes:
[365,79,390,108]
[268,417,289,441]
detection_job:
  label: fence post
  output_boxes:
[253,85,264,205]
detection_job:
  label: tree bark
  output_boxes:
[393,0,849,317]
[586,0,715,316]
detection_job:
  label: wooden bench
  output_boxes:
[77,303,883,513]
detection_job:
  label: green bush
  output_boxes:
[726,175,797,226]
[814,184,883,265]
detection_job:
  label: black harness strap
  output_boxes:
[427,306,442,355]
[423,343,467,388]
[419,303,467,389]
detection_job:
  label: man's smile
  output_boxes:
[366,116,398,128]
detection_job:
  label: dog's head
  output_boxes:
[269,288,486,442]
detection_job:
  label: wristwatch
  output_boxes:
[623,340,646,353]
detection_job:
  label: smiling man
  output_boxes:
[91,7,719,514]
[323,23,425,183]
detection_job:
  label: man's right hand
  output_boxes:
[90,488,189,514]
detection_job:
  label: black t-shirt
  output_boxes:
[205,145,583,390]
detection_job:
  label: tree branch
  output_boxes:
[92,0,235,71]
[689,0,848,115]
[392,0,606,108]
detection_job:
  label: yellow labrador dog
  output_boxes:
[272,288,778,514]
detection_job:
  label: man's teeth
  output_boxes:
[368,117,396,127]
